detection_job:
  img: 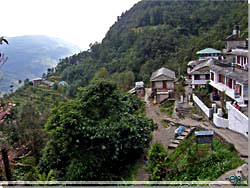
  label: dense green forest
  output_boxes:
[54,0,247,97]
[0,0,248,181]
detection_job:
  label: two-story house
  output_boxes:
[188,58,213,89]
[150,67,176,103]
[210,25,248,105]
[210,60,248,105]
[187,48,221,88]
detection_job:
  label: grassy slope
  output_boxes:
[165,133,245,181]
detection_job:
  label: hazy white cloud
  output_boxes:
[0,0,140,50]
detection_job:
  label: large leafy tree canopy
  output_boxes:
[39,80,155,180]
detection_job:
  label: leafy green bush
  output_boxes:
[194,85,213,107]
[160,100,175,117]
[146,142,168,180]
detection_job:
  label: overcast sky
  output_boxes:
[1,0,141,51]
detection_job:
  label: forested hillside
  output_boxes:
[0,0,248,181]
[54,0,248,96]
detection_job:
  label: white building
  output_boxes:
[189,59,213,89]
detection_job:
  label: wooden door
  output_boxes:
[163,81,167,89]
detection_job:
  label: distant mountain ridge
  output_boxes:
[0,35,81,93]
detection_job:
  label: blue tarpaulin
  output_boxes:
[175,125,185,137]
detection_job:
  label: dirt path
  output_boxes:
[135,89,176,181]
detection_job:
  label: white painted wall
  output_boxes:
[226,102,248,137]
[210,71,246,103]
[192,79,209,85]
[193,94,213,118]
[213,113,229,128]
[154,81,162,88]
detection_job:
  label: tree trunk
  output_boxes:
[1,147,12,180]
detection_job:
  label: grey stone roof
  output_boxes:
[210,62,248,85]
[150,67,176,81]
[229,50,248,57]
[224,34,245,41]
[189,59,213,75]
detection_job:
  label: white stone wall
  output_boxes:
[226,102,248,137]
[213,113,229,128]
[193,94,213,118]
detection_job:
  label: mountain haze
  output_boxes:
[0,35,81,93]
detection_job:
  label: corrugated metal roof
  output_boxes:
[196,48,221,55]
[195,130,214,136]
[150,67,176,81]
[135,81,144,88]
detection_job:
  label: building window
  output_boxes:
[218,74,225,84]
[194,75,200,80]
[237,56,240,64]
[205,74,210,80]
[235,84,242,96]
[233,80,236,89]
[200,75,206,80]
[211,72,214,81]
[228,78,232,89]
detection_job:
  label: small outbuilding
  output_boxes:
[128,81,145,97]
[135,81,145,97]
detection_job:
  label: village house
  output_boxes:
[187,48,222,87]
[150,67,176,103]
[188,58,213,89]
[32,78,43,85]
[196,48,221,61]
[210,60,248,106]
[223,24,247,52]
[210,25,248,106]
[191,24,248,137]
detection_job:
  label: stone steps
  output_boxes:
[171,140,180,144]
[168,143,179,149]
[168,127,195,150]
[181,132,188,136]
[176,136,185,140]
